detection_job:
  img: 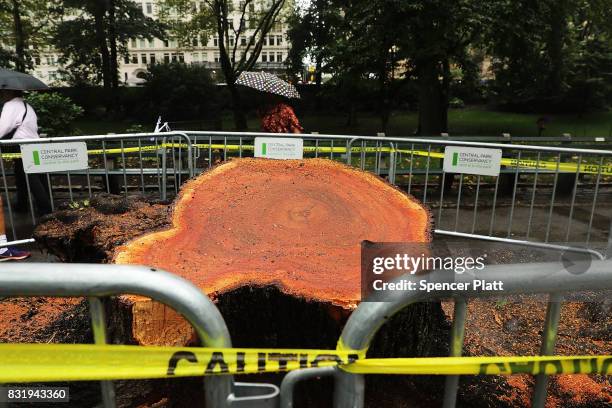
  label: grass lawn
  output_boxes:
[73,106,612,138]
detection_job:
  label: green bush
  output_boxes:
[26,92,84,137]
[142,63,219,121]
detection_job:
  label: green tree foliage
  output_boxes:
[287,0,340,85]
[26,92,83,136]
[158,0,291,130]
[141,62,218,121]
[52,0,165,107]
[0,0,57,72]
[484,0,612,112]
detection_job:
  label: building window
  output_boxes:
[276,36,282,45]
[269,53,275,62]
[45,55,53,65]
[49,71,57,81]
[124,55,130,64]
[34,56,41,65]
[171,53,178,62]
[146,3,153,14]
[124,72,128,82]
[140,39,146,48]
[141,54,147,64]
[249,3,254,13]
[163,40,169,47]
[230,38,234,46]
[150,53,156,64]
[178,53,185,63]
[269,36,274,46]
[262,36,267,46]
[131,54,138,64]
[214,53,220,62]
[261,52,267,62]
[131,39,137,48]
[241,37,247,46]
[149,39,155,47]
[201,52,208,62]
[193,38,198,47]
[213,37,218,46]
[277,52,282,62]
[193,52,200,63]
[163,53,170,63]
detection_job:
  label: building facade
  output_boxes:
[30,0,291,86]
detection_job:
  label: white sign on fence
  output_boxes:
[20,142,89,174]
[443,146,502,177]
[254,137,303,160]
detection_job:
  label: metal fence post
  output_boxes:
[88,297,117,408]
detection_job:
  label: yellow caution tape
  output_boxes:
[0,344,609,382]
[1,143,610,176]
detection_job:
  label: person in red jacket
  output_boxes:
[259,95,303,134]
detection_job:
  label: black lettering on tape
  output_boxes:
[299,354,308,368]
[236,352,246,373]
[601,357,612,374]
[258,352,266,372]
[537,359,562,375]
[268,353,298,371]
[167,351,198,376]
[205,352,229,374]
[507,361,535,374]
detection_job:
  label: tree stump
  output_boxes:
[109,158,434,347]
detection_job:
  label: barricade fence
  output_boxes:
[0,262,610,408]
[1,131,610,255]
[0,132,193,241]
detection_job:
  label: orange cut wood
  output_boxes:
[113,158,431,344]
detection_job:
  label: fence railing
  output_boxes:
[280,258,612,408]
[2,130,610,255]
[0,132,193,241]
[0,263,284,408]
[185,131,612,254]
[1,261,610,407]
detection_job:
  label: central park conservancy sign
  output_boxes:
[20,143,89,174]
[443,146,502,177]
[254,137,303,160]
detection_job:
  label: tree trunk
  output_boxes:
[92,1,112,110]
[417,59,446,136]
[228,82,248,130]
[547,0,567,98]
[107,0,120,112]
[10,0,26,72]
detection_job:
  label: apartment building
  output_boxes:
[30,0,291,86]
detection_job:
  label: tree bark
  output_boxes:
[10,0,26,72]
[417,59,447,136]
[92,1,112,110]
[227,81,248,131]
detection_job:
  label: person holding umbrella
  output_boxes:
[236,71,303,134]
[0,70,52,215]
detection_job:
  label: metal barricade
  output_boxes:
[183,131,612,255]
[276,259,612,408]
[0,264,279,408]
[0,132,194,241]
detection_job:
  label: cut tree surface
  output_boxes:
[113,158,431,345]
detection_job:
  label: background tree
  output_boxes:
[159,0,291,130]
[0,0,57,72]
[53,0,164,110]
[484,0,612,112]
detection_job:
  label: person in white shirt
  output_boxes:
[0,89,51,216]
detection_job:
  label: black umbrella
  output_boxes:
[236,71,300,99]
[0,68,49,91]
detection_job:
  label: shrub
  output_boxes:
[142,63,219,121]
[25,92,84,137]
